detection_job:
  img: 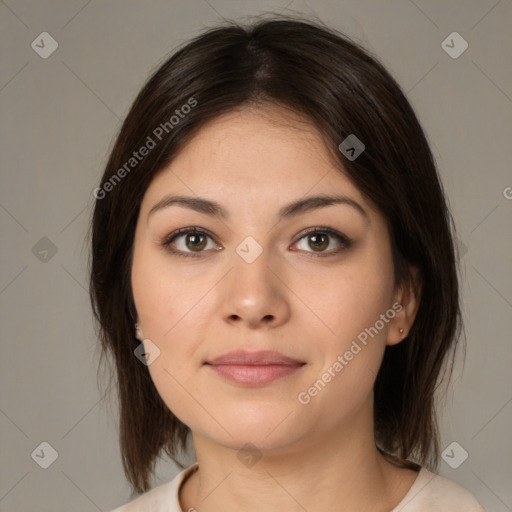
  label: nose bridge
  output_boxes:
[220,237,289,327]
[231,239,275,302]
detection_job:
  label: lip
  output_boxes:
[207,349,303,365]
[205,350,305,386]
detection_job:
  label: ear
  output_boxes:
[386,265,422,346]
[135,321,144,341]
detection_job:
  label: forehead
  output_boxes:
[142,105,369,214]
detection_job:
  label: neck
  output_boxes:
[179,403,418,512]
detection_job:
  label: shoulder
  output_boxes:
[107,463,199,512]
[391,467,486,511]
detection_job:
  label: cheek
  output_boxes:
[131,244,210,382]
[296,250,394,348]
[131,258,167,335]
[295,249,394,407]
[131,245,194,338]
[131,250,206,425]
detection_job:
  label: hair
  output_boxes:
[89,14,465,494]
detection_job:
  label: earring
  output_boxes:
[135,323,143,340]
[399,328,405,337]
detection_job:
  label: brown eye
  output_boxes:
[162,227,218,258]
[293,227,352,257]
[307,233,329,251]
[184,232,207,251]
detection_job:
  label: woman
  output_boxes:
[90,15,485,512]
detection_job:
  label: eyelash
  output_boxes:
[161,226,352,259]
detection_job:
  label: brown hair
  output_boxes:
[89,14,464,494]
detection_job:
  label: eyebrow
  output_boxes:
[148,194,368,221]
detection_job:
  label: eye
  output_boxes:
[161,226,352,259]
[161,227,219,258]
[292,227,352,257]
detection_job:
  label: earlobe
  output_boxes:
[387,265,422,346]
[135,322,144,341]
[386,309,408,346]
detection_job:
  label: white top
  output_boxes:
[110,463,486,512]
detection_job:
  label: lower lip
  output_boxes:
[206,363,304,386]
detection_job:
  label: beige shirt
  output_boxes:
[110,463,486,512]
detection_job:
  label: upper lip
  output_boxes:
[206,350,304,366]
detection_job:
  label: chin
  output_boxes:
[192,403,307,451]
[205,427,302,456]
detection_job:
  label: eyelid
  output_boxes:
[161,225,352,258]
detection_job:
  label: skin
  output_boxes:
[131,104,422,512]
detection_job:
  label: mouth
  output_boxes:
[204,350,306,386]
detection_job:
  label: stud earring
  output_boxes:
[399,328,405,337]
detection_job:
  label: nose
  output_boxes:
[220,250,291,330]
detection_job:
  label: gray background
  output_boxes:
[1,0,511,510]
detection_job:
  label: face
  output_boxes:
[131,105,410,454]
